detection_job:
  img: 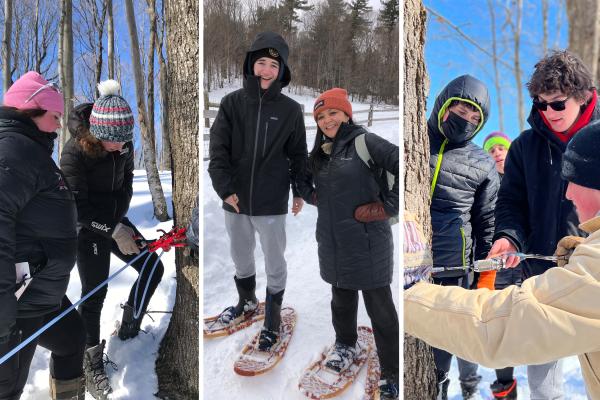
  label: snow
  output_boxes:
[22,171,176,399]
[203,83,399,399]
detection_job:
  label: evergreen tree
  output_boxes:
[279,0,313,34]
[378,0,398,32]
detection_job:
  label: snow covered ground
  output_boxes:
[22,171,176,399]
[202,83,399,399]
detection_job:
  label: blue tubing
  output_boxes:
[132,249,164,319]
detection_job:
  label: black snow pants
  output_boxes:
[331,285,399,378]
[0,297,85,400]
[77,217,164,346]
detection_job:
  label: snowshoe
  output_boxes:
[491,379,517,399]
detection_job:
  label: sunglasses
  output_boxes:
[24,81,60,104]
[532,96,570,112]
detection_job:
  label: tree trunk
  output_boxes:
[124,0,169,222]
[157,0,171,171]
[512,0,524,133]
[542,0,548,55]
[487,0,504,132]
[3,0,13,93]
[59,0,74,160]
[155,0,199,398]
[567,0,600,82]
[147,0,157,153]
[403,0,437,398]
[107,0,115,79]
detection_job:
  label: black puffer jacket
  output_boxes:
[308,123,399,290]
[208,32,309,216]
[493,101,599,278]
[428,75,499,278]
[0,108,78,337]
[60,103,134,237]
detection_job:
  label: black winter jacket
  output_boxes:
[0,108,78,337]
[208,33,309,216]
[428,75,499,278]
[306,124,399,290]
[493,102,599,278]
[60,106,134,237]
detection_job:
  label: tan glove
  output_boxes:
[554,235,585,267]
[112,223,140,255]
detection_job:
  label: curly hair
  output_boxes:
[78,130,107,158]
[527,50,594,101]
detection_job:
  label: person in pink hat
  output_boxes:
[0,71,86,399]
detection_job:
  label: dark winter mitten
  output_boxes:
[354,202,388,223]
[554,235,585,267]
[0,326,21,374]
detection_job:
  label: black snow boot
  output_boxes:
[378,370,399,399]
[83,340,113,400]
[436,370,449,400]
[258,288,284,352]
[49,375,85,400]
[460,374,482,399]
[491,379,517,399]
[218,275,259,325]
[118,302,143,340]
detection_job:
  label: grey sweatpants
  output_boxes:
[527,359,563,399]
[224,211,287,293]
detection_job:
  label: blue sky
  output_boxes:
[423,0,568,147]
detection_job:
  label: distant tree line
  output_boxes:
[204,0,399,104]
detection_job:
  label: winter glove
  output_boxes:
[354,202,388,223]
[112,223,140,255]
[0,326,21,374]
[476,270,496,290]
[554,235,585,267]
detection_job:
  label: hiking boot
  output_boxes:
[460,375,482,399]
[378,371,399,399]
[217,275,259,325]
[436,370,449,400]
[49,375,85,400]
[83,340,113,399]
[257,328,278,352]
[324,342,357,373]
[118,303,143,340]
[257,288,284,351]
[491,379,517,399]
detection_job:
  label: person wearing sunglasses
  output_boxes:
[0,71,86,399]
[59,79,165,400]
[488,50,598,398]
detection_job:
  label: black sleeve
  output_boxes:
[0,138,38,337]
[208,96,235,200]
[115,143,134,222]
[285,103,311,199]
[493,138,528,252]
[60,143,118,238]
[471,163,499,260]
[365,133,399,216]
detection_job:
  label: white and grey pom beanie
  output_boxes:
[89,80,134,142]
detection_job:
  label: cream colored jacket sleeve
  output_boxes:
[405,228,600,369]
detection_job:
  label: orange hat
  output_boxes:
[313,88,353,121]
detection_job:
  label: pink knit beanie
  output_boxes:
[3,71,64,114]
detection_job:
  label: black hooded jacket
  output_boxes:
[208,32,309,215]
[306,123,399,290]
[60,103,134,237]
[493,100,600,278]
[428,75,500,277]
[0,108,78,338]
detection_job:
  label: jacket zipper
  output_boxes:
[459,227,466,267]
[112,153,117,217]
[430,138,448,198]
[328,138,339,286]
[249,87,263,215]
[262,122,269,157]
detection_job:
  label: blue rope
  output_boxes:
[0,249,151,366]
[132,249,164,319]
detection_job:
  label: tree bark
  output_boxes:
[155,0,198,398]
[59,0,74,160]
[403,0,437,398]
[567,0,600,83]
[107,0,115,79]
[147,0,157,153]
[156,0,171,171]
[3,0,13,93]
[124,0,169,222]
[487,0,504,133]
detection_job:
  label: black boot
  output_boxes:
[460,374,482,399]
[491,379,517,399]
[218,275,259,325]
[49,375,85,399]
[83,340,113,400]
[258,288,284,352]
[436,370,449,400]
[118,303,143,340]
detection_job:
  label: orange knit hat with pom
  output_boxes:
[313,88,353,121]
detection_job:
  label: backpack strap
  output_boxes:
[355,133,395,191]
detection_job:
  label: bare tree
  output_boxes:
[403,0,437,398]
[107,0,114,79]
[487,0,504,132]
[59,0,74,157]
[504,0,525,133]
[155,0,198,397]
[3,0,13,93]
[155,0,171,170]
[124,0,169,221]
[542,0,548,55]
[146,0,157,153]
[567,0,600,83]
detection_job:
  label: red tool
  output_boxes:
[147,227,188,253]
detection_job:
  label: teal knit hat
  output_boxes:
[89,80,134,142]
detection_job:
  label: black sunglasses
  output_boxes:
[532,96,570,112]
